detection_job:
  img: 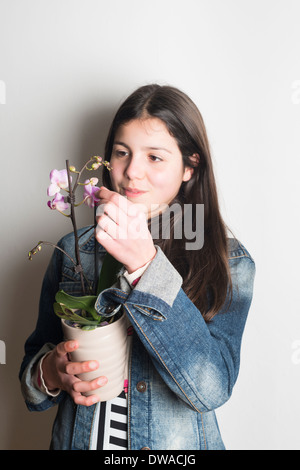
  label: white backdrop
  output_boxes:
[0,0,299,450]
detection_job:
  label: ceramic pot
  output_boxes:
[61,313,128,402]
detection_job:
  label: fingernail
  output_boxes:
[89,361,98,370]
[90,396,99,405]
[97,377,107,386]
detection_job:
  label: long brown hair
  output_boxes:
[102,84,232,321]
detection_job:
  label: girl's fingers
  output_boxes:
[65,360,99,376]
[98,187,131,214]
[96,200,128,227]
[55,340,78,357]
[95,224,114,243]
[72,376,108,393]
[72,393,100,407]
[97,213,118,237]
[97,214,127,240]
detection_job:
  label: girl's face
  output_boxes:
[109,118,193,217]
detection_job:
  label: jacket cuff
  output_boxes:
[95,247,182,320]
[129,245,182,307]
[32,352,61,397]
[20,343,63,411]
[122,259,152,286]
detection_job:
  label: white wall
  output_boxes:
[0,0,299,450]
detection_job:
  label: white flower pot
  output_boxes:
[61,312,128,402]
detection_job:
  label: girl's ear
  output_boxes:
[182,153,200,182]
[189,153,200,166]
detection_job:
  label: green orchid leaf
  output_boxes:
[97,253,123,294]
[53,302,100,326]
[55,290,99,320]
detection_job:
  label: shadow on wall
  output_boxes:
[3,105,115,450]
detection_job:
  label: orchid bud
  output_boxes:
[89,177,99,186]
[91,162,101,170]
[69,166,76,172]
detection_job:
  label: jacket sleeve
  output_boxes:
[121,244,255,413]
[19,245,66,411]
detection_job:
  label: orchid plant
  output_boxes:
[28,156,114,330]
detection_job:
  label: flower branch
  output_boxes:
[28,240,94,293]
[29,155,112,318]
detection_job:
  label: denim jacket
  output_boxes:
[20,226,255,450]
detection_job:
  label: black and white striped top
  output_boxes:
[91,324,133,450]
[91,391,128,450]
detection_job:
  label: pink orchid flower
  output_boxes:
[83,179,100,208]
[47,193,69,211]
[47,169,71,197]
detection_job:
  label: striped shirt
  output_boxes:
[91,271,143,450]
[93,391,128,450]
[91,328,132,450]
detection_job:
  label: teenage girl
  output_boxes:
[20,84,255,450]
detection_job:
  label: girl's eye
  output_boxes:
[114,149,128,157]
[149,155,162,162]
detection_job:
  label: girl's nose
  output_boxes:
[125,156,144,180]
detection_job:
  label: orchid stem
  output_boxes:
[33,241,77,266]
[66,159,86,295]
[29,241,93,292]
[72,157,95,193]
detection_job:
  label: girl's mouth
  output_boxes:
[123,187,147,198]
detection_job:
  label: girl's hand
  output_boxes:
[95,187,156,273]
[42,340,107,406]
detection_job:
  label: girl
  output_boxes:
[20,84,255,450]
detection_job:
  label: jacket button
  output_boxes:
[141,447,151,450]
[136,381,147,393]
